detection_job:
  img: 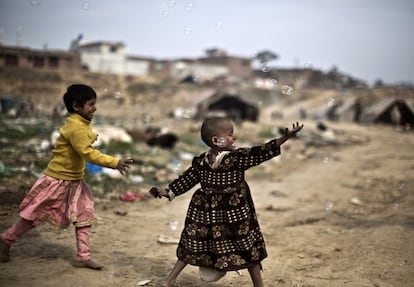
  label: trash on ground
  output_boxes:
[157,235,180,244]
[119,191,148,202]
[137,279,152,286]
[349,197,364,205]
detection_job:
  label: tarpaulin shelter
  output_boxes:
[325,96,362,122]
[360,98,414,127]
[195,91,259,122]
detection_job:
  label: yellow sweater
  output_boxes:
[45,113,119,180]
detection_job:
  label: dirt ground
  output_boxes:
[0,120,413,287]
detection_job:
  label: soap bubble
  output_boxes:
[171,159,182,173]
[167,0,176,8]
[270,79,278,88]
[327,97,336,107]
[281,85,294,96]
[185,3,194,12]
[82,2,90,10]
[169,220,179,230]
[29,0,41,6]
[114,91,122,99]
[184,27,192,35]
[260,62,271,72]
[324,202,333,213]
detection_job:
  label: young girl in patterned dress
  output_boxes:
[0,84,133,269]
[150,117,303,287]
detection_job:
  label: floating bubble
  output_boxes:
[393,201,400,209]
[184,27,192,35]
[163,10,170,17]
[399,260,407,267]
[281,85,294,96]
[260,62,271,72]
[324,202,333,213]
[216,22,223,29]
[167,0,176,8]
[185,3,194,12]
[169,220,179,230]
[82,2,90,10]
[114,91,122,99]
[29,0,41,6]
[171,159,182,173]
[327,97,336,107]
[270,79,278,88]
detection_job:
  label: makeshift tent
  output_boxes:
[325,96,362,122]
[360,98,414,127]
[195,92,259,122]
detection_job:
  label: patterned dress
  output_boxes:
[168,139,281,271]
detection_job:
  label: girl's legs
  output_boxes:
[75,225,91,261]
[0,218,34,262]
[247,263,264,287]
[73,225,103,270]
[165,259,187,287]
[1,218,34,244]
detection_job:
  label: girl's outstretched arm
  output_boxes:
[275,122,304,146]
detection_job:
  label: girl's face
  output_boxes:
[212,122,237,151]
[73,99,97,121]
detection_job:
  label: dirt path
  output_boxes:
[1,122,413,287]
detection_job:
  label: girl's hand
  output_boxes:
[149,187,170,199]
[286,122,304,137]
[117,158,134,175]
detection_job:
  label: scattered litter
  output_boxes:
[157,235,180,244]
[102,167,123,178]
[298,254,305,259]
[86,162,103,174]
[114,211,128,216]
[137,279,152,286]
[349,197,364,205]
[179,151,194,160]
[93,125,133,146]
[119,191,148,202]
[0,161,13,176]
[129,174,144,183]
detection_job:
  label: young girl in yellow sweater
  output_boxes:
[0,84,133,270]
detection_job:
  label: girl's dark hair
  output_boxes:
[63,84,97,113]
[200,116,231,146]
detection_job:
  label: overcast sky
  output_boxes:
[1,0,413,85]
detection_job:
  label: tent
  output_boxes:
[360,98,414,127]
[195,92,259,122]
[325,96,362,122]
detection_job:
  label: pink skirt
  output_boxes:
[19,175,97,228]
